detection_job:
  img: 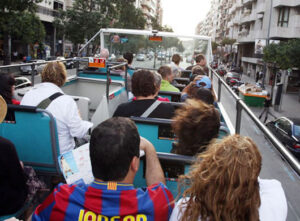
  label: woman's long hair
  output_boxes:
[0,73,15,104]
[179,135,262,221]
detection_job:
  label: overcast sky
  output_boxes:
[161,0,211,35]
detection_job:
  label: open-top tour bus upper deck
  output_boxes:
[0,28,300,220]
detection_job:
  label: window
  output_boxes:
[278,7,290,27]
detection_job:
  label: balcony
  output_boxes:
[242,0,254,6]
[256,1,266,14]
[37,5,60,22]
[238,29,255,42]
[273,0,300,7]
[141,0,152,10]
[240,10,256,24]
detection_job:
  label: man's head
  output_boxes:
[157,65,174,83]
[172,54,182,65]
[123,52,133,65]
[99,48,110,59]
[132,69,158,97]
[90,117,140,181]
[41,61,67,87]
[191,66,206,77]
[195,54,207,67]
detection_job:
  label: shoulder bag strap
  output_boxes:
[141,100,161,118]
[37,92,64,109]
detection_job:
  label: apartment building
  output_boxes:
[135,0,163,29]
[198,0,300,92]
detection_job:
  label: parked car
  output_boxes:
[14,76,32,90]
[266,117,300,158]
[225,72,241,86]
[136,54,145,61]
[19,59,46,75]
[57,56,74,69]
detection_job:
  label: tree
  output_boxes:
[221,38,236,46]
[0,0,45,64]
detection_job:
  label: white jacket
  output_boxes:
[21,82,93,153]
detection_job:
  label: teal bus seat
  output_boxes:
[131,116,230,153]
[158,91,181,102]
[181,70,192,78]
[134,152,195,199]
[131,117,175,153]
[174,77,189,86]
[0,105,61,175]
[78,70,124,81]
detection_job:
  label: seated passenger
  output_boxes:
[21,62,93,153]
[170,54,184,78]
[98,48,109,73]
[172,99,220,156]
[0,74,20,121]
[158,66,180,93]
[0,97,27,216]
[123,52,135,76]
[170,135,287,221]
[33,117,174,220]
[186,54,209,75]
[113,69,175,118]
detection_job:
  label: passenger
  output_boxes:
[123,52,135,76]
[170,135,287,221]
[0,73,20,105]
[33,117,174,220]
[186,54,208,75]
[181,75,215,102]
[113,69,175,118]
[170,54,184,78]
[158,66,180,93]
[190,65,206,81]
[0,73,20,121]
[112,58,132,92]
[182,87,214,105]
[0,97,27,216]
[98,48,109,73]
[21,62,93,154]
[172,99,220,156]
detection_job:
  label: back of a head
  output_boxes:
[191,66,205,76]
[157,65,172,79]
[131,69,157,97]
[42,61,67,87]
[172,99,220,156]
[0,73,15,104]
[172,54,181,65]
[188,87,214,105]
[123,52,133,65]
[100,48,109,59]
[195,54,206,64]
[179,134,262,221]
[115,58,126,71]
[90,117,140,181]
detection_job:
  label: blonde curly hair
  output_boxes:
[179,134,262,221]
[41,61,67,87]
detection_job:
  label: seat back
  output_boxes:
[78,70,124,81]
[174,77,190,85]
[158,91,181,102]
[131,117,175,153]
[181,70,192,78]
[72,96,91,121]
[0,105,60,175]
[134,152,195,198]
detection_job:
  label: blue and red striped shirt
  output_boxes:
[32,181,174,221]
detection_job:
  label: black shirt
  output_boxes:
[0,136,28,215]
[113,99,175,119]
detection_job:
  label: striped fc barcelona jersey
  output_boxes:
[32,181,174,221]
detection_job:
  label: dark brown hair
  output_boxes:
[172,54,181,65]
[157,66,172,79]
[195,54,206,63]
[172,99,220,156]
[131,70,157,97]
[191,65,205,76]
[179,135,261,221]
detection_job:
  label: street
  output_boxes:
[212,74,300,220]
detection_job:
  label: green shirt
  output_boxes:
[160,80,180,92]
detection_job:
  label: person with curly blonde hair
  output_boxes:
[21,61,93,153]
[171,99,220,156]
[170,135,287,221]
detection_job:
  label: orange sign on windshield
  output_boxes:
[88,58,106,68]
[149,36,163,42]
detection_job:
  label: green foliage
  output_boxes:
[221,38,236,46]
[262,40,300,70]
[0,0,44,42]
[212,41,219,52]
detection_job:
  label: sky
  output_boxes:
[161,0,211,35]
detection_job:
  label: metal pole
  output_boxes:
[106,66,111,103]
[235,99,242,134]
[262,0,273,88]
[31,64,35,86]
[218,77,222,102]
[125,64,128,96]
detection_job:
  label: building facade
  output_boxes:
[135,0,163,29]
[197,0,300,93]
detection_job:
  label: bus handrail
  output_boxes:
[209,67,300,176]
